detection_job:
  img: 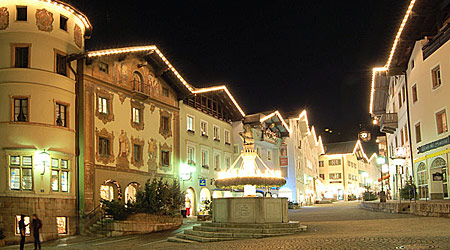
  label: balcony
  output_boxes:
[380,113,398,134]
[132,80,150,99]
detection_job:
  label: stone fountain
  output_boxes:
[169,125,307,243]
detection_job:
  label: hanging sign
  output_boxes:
[417,136,450,154]
[199,178,206,187]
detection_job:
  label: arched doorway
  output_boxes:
[100,179,121,201]
[416,162,428,199]
[185,187,195,216]
[125,182,140,203]
[431,157,448,199]
[199,188,211,215]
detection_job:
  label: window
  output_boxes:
[100,184,114,201]
[13,97,29,122]
[13,45,30,68]
[225,156,231,169]
[412,84,418,103]
[256,147,261,157]
[132,72,144,93]
[161,150,170,167]
[402,85,406,103]
[162,116,169,132]
[319,174,325,180]
[201,150,209,168]
[16,6,27,21]
[411,60,414,69]
[432,66,442,89]
[415,123,422,143]
[162,87,169,97]
[319,161,324,167]
[200,120,208,136]
[60,15,68,31]
[187,115,194,132]
[55,52,67,76]
[187,146,195,165]
[55,103,67,127]
[9,155,33,191]
[132,107,140,124]
[281,167,288,177]
[56,217,68,234]
[214,153,220,171]
[15,215,30,235]
[134,144,142,164]
[224,129,230,144]
[51,158,69,192]
[98,96,109,114]
[328,159,341,166]
[267,150,272,161]
[233,145,239,154]
[400,128,404,146]
[99,62,109,73]
[99,137,110,156]
[398,93,402,108]
[416,162,428,199]
[213,125,220,141]
[329,173,342,180]
[436,109,448,134]
[404,124,408,143]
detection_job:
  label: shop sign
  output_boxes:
[394,147,407,158]
[199,178,206,187]
[279,144,288,166]
[417,136,450,154]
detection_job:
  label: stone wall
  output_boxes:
[0,196,77,245]
[360,201,411,213]
[105,213,182,236]
[410,203,450,217]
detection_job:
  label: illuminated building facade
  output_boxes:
[179,86,244,215]
[284,110,324,205]
[0,0,91,244]
[370,0,450,200]
[232,111,290,198]
[319,141,379,201]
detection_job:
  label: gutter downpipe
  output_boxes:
[403,71,416,202]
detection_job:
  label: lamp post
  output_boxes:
[377,156,386,202]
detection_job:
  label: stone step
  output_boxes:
[201,221,301,229]
[167,236,198,243]
[193,225,303,234]
[184,229,234,238]
[185,228,298,239]
[176,233,234,243]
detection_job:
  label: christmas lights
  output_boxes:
[260,111,291,134]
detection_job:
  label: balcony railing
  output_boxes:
[380,113,398,134]
[132,80,150,97]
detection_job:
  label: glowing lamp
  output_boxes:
[36,150,50,175]
[382,164,389,173]
[376,156,386,165]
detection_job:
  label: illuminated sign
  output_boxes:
[394,147,407,158]
[199,178,206,187]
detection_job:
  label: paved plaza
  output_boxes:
[4,201,450,249]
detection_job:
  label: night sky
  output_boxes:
[71,0,409,143]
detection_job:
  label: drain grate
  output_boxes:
[396,245,435,250]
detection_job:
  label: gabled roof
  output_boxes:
[324,140,377,163]
[84,45,245,115]
[244,110,290,137]
[289,109,325,154]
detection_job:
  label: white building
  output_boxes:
[284,110,324,205]
[370,0,450,200]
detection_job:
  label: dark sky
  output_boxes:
[71,0,409,143]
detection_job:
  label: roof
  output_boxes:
[324,141,357,155]
[83,45,245,115]
[244,110,291,136]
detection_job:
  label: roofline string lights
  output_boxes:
[369,0,417,114]
[87,46,249,116]
[293,109,325,154]
[259,111,292,134]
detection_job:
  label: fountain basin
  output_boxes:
[212,197,289,224]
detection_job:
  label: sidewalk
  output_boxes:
[361,199,450,217]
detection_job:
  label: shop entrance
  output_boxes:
[431,157,448,199]
[199,188,211,215]
[185,187,195,216]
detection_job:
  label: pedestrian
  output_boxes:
[185,197,191,216]
[18,214,27,250]
[31,214,42,250]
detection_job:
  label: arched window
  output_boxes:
[125,182,139,203]
[430,157,448,198]
[416,162,428,199]
[132,71,144,92]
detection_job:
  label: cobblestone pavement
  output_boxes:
[5,201,450,249]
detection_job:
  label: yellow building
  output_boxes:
[319,141,379,200]
[0,0,91,244]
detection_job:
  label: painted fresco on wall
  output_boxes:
[147,138,158,171]
[116,130,130,168]
[0,7,9,30]
[74,24,82,48]
[35,9,54,32]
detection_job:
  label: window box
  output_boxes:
[225,142,231,145]
[187,129,195,134]
[214,138,220,142]
[202,165,209,170]
[201,132,208,138]
[188,160,196,166]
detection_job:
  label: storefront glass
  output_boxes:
[416,162,428,199]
